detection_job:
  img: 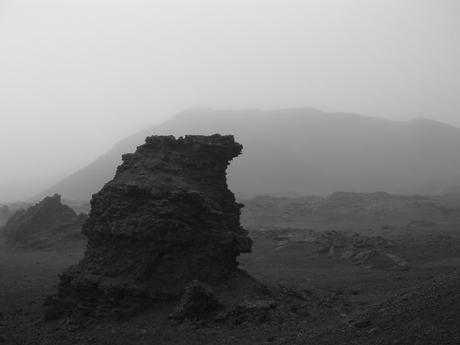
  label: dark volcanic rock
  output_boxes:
[2,194,85,248]
[169,280,223,321]
[0,205,11,227]
[47,134,252,319]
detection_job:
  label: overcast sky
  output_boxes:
[0,0,459,185]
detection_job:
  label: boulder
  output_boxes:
[169,280,223,321]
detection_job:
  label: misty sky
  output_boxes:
[0,0,459,185]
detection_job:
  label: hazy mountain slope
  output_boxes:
[39,108,460,201]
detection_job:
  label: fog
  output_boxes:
[0,0,459,187]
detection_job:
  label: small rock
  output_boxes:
[354,320,372,328]
[169,280,223,321]
[225,300,277,325]
[385,253,409,271]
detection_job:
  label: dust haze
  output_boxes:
[2,3,460,344]
[0,0,459,196]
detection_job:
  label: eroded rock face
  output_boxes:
[47,135,252,318]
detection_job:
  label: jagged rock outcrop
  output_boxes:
[47,134,252,319]
[2,194,86,248]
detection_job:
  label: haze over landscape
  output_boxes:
[34,108,460,203]
[3,2,460,344]
[0,0,459,202]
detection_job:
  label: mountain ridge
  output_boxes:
[37,108,460,201]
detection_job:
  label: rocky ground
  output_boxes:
[241,192,460,233]
[1,224,460,344]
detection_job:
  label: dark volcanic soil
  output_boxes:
[1,225,460,345]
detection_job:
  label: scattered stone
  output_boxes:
[351,250,374,265]
[341,250,354,260]
[292,230,410,271]
[219,300,277,325]
[385,253,409,271]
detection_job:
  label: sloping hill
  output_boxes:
[39,108,460,201]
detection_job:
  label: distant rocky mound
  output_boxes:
[0,205,11,227]
[1,194,86,249]
[46,135,253,319]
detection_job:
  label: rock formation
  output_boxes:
[0,205,11,227]
[2,194,85,248]
[47,134,252,318]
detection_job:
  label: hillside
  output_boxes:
[39,108,460,201]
